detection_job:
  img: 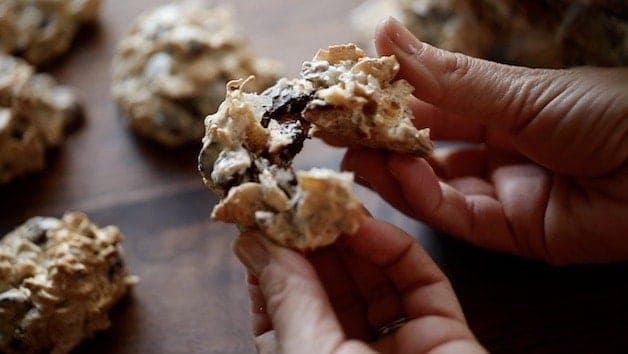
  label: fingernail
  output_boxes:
[384,17,422,55]
[354,175,372,189]
[233,235,270,277]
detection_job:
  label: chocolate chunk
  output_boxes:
[261,84,312,127]
[259,83,313,167]
[107,256,124,281]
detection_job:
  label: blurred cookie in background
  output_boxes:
[352,0,628,68]
[0,54,82,184]
[112,3,280,148]
[0,0,100,66]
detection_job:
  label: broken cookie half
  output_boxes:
[198,44,432,250]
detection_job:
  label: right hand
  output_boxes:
[341,18,628,265]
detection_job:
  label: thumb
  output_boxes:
[375,17,562,131]
[232,232,345,354]
[375,17,628,176]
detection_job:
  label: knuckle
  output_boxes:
[444,52,472,80]
[261,268,292,315]
[506,70,563,133]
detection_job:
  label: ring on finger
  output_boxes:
[375,316,407,338]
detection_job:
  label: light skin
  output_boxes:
[342,17,628,266]
[231,16,628,354]
[232,218,487,354]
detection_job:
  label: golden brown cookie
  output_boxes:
[0,0,100,66]
[0,212,137,354]
[112,3,279,147]
[0,54,82,184]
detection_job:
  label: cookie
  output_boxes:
[112,3,280,147]
[352,0,628,68]
[0,212,138,354]
[300,45,432,154]
[0,0,100,66]
[0,54,82,184]
[199,44,432,250]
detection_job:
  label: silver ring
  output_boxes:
[375,317,407,337]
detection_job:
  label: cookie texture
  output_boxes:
[352,0,628,68]
[112,3,280,147]
[300,45,432,154]
[0,54,82,184]
[0,212,137,354]
[0,0,100,66]
[199,44,432,250]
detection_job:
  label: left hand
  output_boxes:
[232,217,486,354]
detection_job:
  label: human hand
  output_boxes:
[341,17,628,265]
[232,217,486,354]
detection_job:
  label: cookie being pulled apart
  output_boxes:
[199,44,432,250]
[0,212,137,354]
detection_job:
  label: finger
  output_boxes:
[336,244,404,332]
[428,145,526,181]
[247,273,273,336]
[448,177,495,197]
[491,164,551,261]
[232,232,345,354]
[429,146,488,180]
[376,18,628,176]
[386,154,525,256]
[248,272,279,354]
[254,331,279,354]
[409,98,484,142]
[375,17,557,132]
[307,246,371,340]
[341,148,414,216]
[344,218,467,323]
[311,128,359,148]
[389,317,487,354]
[411,98,519,154]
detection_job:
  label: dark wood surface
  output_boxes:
[1,1,627,353]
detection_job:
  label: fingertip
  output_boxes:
[234,231,271,266]
[387,154,438,188]
[374,16,401,56]
[361,204,373,218]
[387,155,443,215]
[340,148,359,172]
[341,148,380,173]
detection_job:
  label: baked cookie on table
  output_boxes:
[0,54,82,184]
[112,3,279,147]
[199,44,432,250]
[0,212,137,354]
[0,0,100,66]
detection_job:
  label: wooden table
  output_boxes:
[1,1,627,353]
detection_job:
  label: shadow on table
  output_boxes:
[122,121,202,177]
[0,149,69,233]
[72,293,144,354]
[428,232,628,354]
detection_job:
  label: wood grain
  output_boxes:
[1,1,627,353]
